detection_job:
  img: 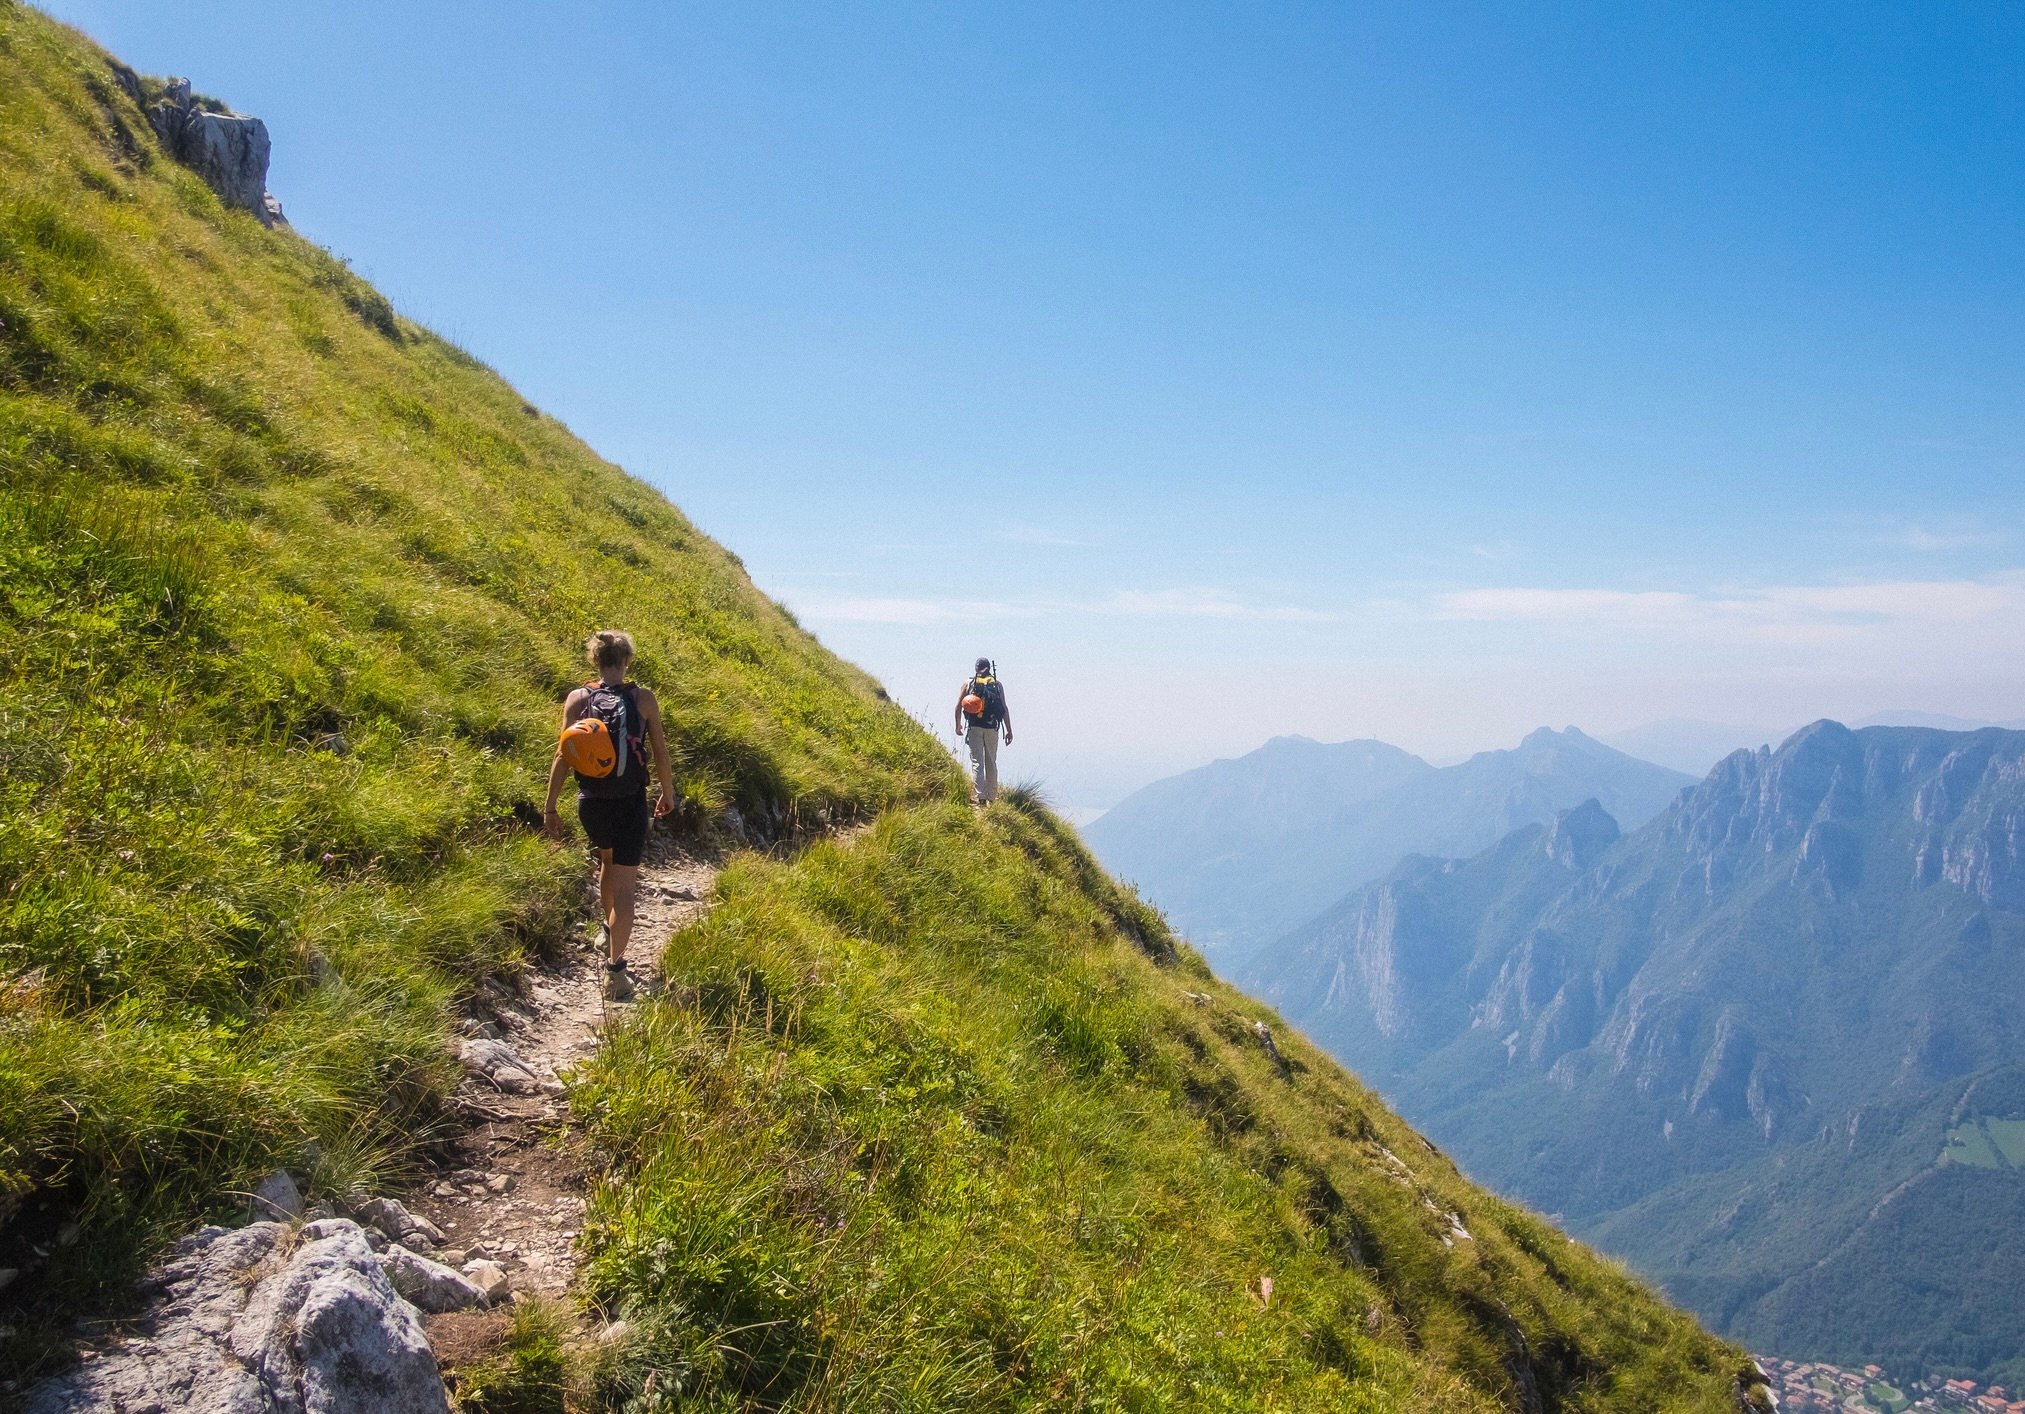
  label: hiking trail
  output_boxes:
[406,832,715,1333]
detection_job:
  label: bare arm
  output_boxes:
[999,690,1012,744]
[542,689,589,835]
[637,687,676,817]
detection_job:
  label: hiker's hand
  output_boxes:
[653,789,675,820]
[1003,727,1014,745]
[541,808,564,839]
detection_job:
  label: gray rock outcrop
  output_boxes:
[462,1259,511,1306]
[26,1219,449,1414]
[351,1195,447,1249]
[145,77,285,226]
[249,1169,304,1222]
[378,1243,490,1314]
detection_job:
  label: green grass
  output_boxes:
[0,2,950,1379]
[445,1300,583,1414]
[0,5,1768,1408]
[1939,1115,2025,1170]
[571,800,1756,1411]
[1941,1122,2004,1169]
[1984,1118,2025,1168]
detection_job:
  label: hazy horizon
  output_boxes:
[1051,708,2025,823]
[49,0,2025,819]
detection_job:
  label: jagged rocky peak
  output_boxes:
[1671,718,1859,857]
[129,66,286,226]
[1545,798,1620,869]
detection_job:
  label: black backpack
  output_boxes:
[575,681,648,796]
[966,675,1006,730]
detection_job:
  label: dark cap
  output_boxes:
[974,656,992,673]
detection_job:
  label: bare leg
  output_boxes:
[596,848,616,952]
[605,862,639,965]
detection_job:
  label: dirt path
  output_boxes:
[407,831,716,1310]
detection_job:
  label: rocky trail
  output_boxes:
[422,835,716,1309]
[22,833,718,1412]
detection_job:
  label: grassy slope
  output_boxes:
[0,6,1761,1408]
[0,2,949,1374]
[569,802,1753,1412]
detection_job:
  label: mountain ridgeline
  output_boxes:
[1085,728,1695,965]
[1244,721,2025,1389]
[0,8,1763,1408]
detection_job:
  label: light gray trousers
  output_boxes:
[965,724,1001,803]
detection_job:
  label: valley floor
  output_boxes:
[1759,1353,2025,1414]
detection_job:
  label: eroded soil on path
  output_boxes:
[407,832,716,1309]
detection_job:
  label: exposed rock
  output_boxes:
[461,1260,510,1306]
[25,1219,448,1414]
[145,77,285,226]
[248,1169,303,1222]
[378,1244,489,1313]
[459,1037,543,1093]
[104,57,143,106]
[1251,1020,1284,1069]
[352,1196,447,1249]
[1543,798,1620,869]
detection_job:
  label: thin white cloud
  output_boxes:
[1877,523,2010,553]
[1434,572,2025,647]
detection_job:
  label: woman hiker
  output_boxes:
[543,630,675,1001]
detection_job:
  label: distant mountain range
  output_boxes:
[1083,727,1695,965]
[1600,711,2025,777]
[1241,721,2025,1388]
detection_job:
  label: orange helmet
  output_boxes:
[961,693,986,719]
[560,717,617,777]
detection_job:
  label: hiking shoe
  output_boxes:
[601,963,635,1003]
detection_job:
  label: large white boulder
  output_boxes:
[144,77,284,226]
[26,1220,449,1414]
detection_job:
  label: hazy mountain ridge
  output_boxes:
[1600,711,2025,778]
[1243,721,2025,1385]
[1086,727,1694,963]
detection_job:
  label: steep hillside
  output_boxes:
[0,8,1761,1408]
[1086,728,1692,965]
[1245,722,2025,1387]
[0,3,950,1377]
[571,799,1757,1410]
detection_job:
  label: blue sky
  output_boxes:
[50,1,2025,813]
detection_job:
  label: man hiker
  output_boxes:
[954,656,1012,804]
[543,630,675,1001]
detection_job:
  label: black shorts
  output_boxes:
[577,791,650,867]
